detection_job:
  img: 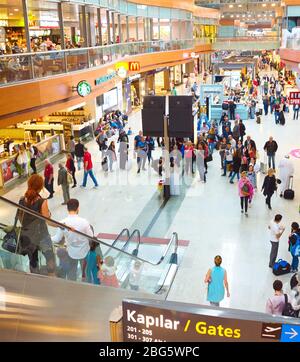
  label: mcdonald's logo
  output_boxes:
[129,62,140,71]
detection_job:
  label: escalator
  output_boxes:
[0,195,179,298]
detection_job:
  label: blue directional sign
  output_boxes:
[280,324,300,342]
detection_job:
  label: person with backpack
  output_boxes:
[268,214,285,269]
[238,171,254,216]
[266,280,289,316]
[289,222,300,273]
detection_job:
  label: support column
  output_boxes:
[164,69,171,91]
[149,18,153,41]
[158,18,161,40]
[136,17,139,41]
[118,14,121,43]
[126,16,129,42]
[97,7,103,46]
[112,12,116,43]
[22,0,31,52]
[81,5,88,47]
[170,20,172,41]
[106,10,111,44]
[143,18,147,41]
[58,2,65,49]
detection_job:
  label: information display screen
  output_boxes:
[122,299,300,342]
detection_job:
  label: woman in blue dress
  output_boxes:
[83,242,102,285]
[205,255,230,307]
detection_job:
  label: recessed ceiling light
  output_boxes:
[258,14,261,17]
[229,4,233,8]
[9,13,13,15]
[237,15,240,18]
[230,15,233,18]
[242,14,245,17]
[272,3,276,6]
[262,3,267,7]
[238,4,242,7]
[221,15,224,18]
[14,8,19,11]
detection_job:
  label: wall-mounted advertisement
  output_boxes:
[103,87,118,111]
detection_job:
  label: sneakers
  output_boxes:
[229,181,234,184]
[72,185,77,188]
[80,185,86,188]
[245,212,248,217]
[241,209,244,213]
[93,185,99,189]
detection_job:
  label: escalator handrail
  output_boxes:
[154,232,179,294]
[156,232,179,265]
[0,196,170,266]
[102,228,130,258]
[113,229,142,283]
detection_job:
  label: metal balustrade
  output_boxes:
[0,39,197,86]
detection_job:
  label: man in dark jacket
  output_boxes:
[239,119,246,143]
[232,120,240,143]
[75,139,85,170]
[264,136,278,170]
[58,163,70,205]
[244,135,256,151]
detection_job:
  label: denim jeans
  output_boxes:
[82,169,98,187]
[291,255,299,271]
[208,142,215,155]
[223,160,232,176]
[275,111,279,124]
[230,172,240,182]
[76,156,83,170]
[268,154,275,169]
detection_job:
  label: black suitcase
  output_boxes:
[101,157,108,172]
[256,116,261,124]
[284,176,295,200]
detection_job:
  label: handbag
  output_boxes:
[1,212,22,254]
[205,154,213,162]
[67,172,73,185]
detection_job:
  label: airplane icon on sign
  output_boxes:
[261,323,282,339]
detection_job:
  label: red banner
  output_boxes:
[289,91,300,104]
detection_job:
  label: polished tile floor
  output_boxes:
[2,75,300,315]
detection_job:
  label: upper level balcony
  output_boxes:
[0,39,200,87]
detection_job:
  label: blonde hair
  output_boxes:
[268,168,275,176]
[104,256,115,267]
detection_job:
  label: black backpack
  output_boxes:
[282,294,299,318]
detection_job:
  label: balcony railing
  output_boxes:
[285,37,300,50]
[212,36,280,51]
[0,39,199,87]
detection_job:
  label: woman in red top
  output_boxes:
[184,141,194,175]
[66,153,76,188]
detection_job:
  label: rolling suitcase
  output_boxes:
[284,176,295,200]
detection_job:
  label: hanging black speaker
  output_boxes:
[141,96,166,137]
[169,96,193,138]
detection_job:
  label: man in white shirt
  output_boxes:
[228,135,236,149]
[52,198,93,281]
[268,214,285,268]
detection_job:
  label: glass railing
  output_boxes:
[0,196,178,297]
[212,37,281,51]
[0,39,194,86]
[285,37,300,50]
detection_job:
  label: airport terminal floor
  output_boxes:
[1,70,299,316]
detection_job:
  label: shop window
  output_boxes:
[0,0,26,53]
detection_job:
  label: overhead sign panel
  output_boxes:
[123,299,300,342]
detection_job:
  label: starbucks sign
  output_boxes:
[77,80,92,97]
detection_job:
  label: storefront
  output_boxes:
[0,134,62,188]
[170,64,183,86]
